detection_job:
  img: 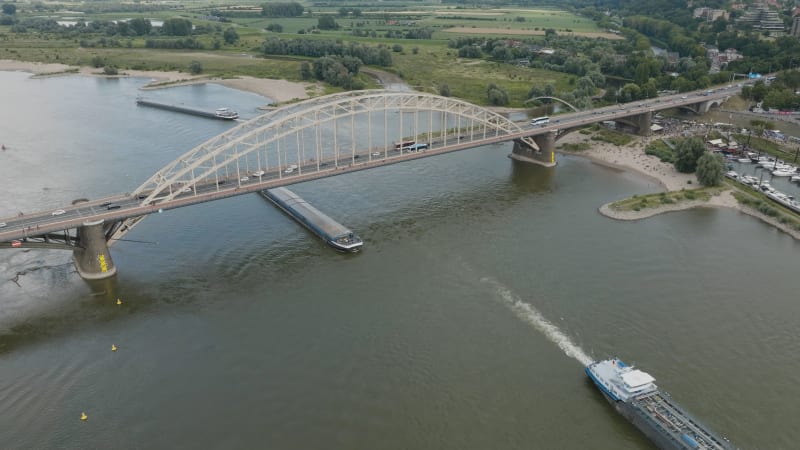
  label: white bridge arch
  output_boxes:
[112,91,535,241]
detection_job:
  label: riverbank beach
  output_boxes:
[0,59,312,103]
[556,131,800,240]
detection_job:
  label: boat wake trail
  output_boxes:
[483,277,593,366]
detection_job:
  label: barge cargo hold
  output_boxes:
[261,187,362,252]
[586,358,737,450]
[135,99,239,120]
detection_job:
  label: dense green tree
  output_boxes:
[527,85,544,100]
[439,83,451,97]
[487,83,509,106]
[161,18,192,36]
[641,79,658,99]
[188,60,203,75]
[696,152,725,186]
[674,137,706,173]
[223,27,239,44]
[265,23,283,33]
[317,16,339,30]
[620,83,641,102]
[129,18,151,36]
[299,62,312,80]
[2,3,16,15]
[311,56,363,89]
[458,45,481,58]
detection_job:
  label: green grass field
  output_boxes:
[0,4,592,106]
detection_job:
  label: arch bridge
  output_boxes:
[1,90,547,279]
[0,87,737,279]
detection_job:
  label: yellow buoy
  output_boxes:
[111,344,117,352]
[80,412,88,421]
[116,298,123,305]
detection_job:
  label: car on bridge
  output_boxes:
[51,209,66,216]
[0,222,6,228]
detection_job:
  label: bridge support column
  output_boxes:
[509,134,556,167]
[73,219,116,280]
[633,111,652,136]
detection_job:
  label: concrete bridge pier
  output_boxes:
[510,133,556,167]
[73,219,117,280]
[633,111,652,136]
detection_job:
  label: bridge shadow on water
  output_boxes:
[509,158,556,193]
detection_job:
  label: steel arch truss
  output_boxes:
[133,91,524,204]
[116,91,528,241]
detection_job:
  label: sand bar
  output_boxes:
[0,59,312,103]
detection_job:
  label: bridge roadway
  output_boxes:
[0,83,741,245]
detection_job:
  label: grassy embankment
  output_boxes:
[0,5,598,106]
[608,187,726,212]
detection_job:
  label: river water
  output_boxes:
[0,72,798,449]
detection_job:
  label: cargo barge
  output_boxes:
[586,358,737,450]
[261,187,362,252]
[136,99,239,120]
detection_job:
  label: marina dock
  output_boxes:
[261,187,363,252]
[135,99,239,120]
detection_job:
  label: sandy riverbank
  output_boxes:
[557,131,695,191]
[557,131,800,240]
[0,59,313,103]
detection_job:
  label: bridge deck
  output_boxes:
[0,85,740,245]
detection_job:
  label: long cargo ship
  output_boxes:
[136,98,239,120]
[585,358,737,450]
[261,187,362,252]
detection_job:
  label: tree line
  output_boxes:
[261,2,303,18]
[262,37,393,67]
